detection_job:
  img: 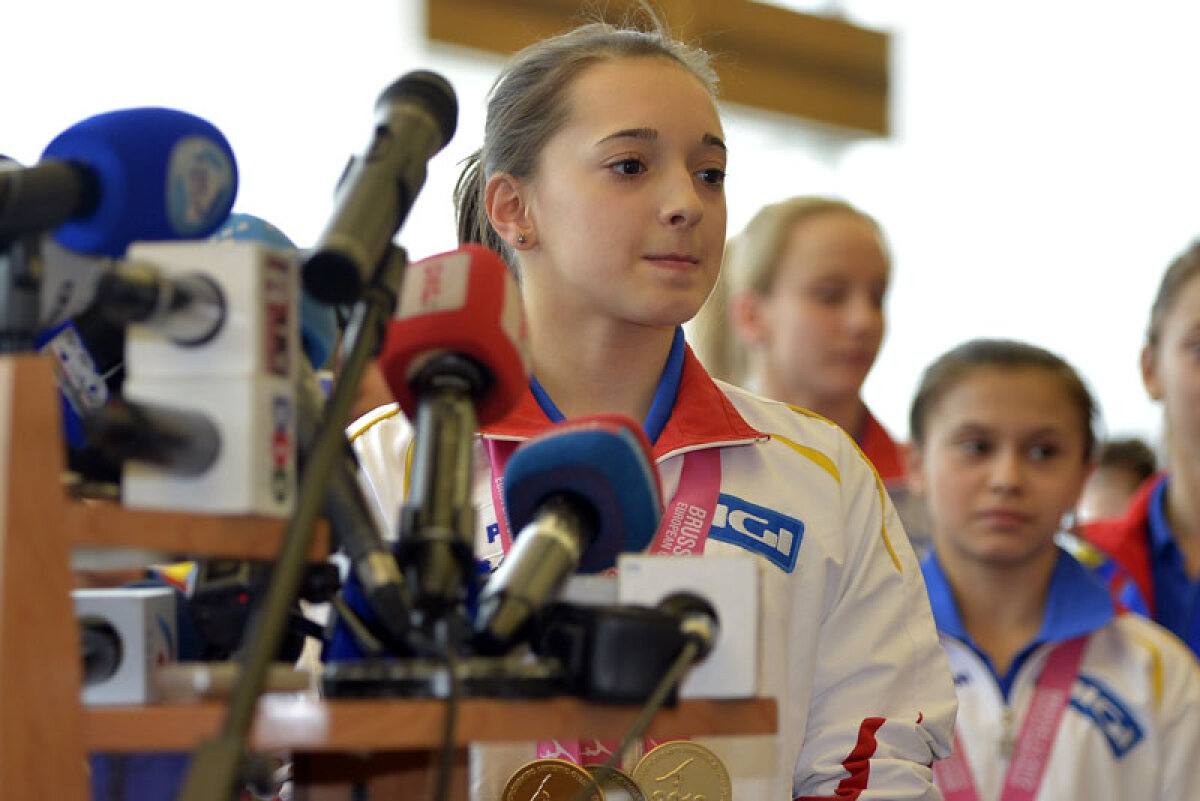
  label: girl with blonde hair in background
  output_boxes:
[691,196,930,547]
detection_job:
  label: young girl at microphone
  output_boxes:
[350,11,955,800]
[906,338,1200,801]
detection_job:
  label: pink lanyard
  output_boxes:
[485,438,723,767]
[934,635,1088,801]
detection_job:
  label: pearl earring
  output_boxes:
[516,233,527,245]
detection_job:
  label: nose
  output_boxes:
[658,166,703,228]
[988,447,1024,495]
[847,291,885,337]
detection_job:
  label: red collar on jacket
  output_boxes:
[858,410,906,483]
[480,345,763,460]
[1081,473,1166,616]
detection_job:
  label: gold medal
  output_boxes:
[586,764,648,801]
[632,740,732,801]
[502,758,604,801]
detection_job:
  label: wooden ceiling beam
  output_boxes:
[426,0,890,136]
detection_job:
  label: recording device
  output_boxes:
[378,245,529,633]
[0,107,237,255]
[74,586,177,705]
[212,213,338,369]
[473,415,662,655]
[618,555,757,699]
[117,238,299,515]
[531,591,718,704]
[303,70,458,305]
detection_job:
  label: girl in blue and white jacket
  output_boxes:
[907,338,1200,801]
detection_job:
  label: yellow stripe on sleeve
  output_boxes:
[1128,628,1166,707]
[777,404,903,573]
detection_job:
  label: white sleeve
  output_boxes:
[793,436,956,800]
[347,405,411,543]
[1150,624,1200,801]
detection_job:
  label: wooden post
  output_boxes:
[0,356,88,798]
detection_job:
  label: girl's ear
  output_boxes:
[904,443,927,497]
[1141,344,1163,401]
[729,290,769,346]
[485,172,535,250]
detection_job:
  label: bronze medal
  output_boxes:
[586,764,648,801]
[502,758,604,801]
[632,740,732,801]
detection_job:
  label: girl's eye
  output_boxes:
[608,158,646,176]
[1029,443,1061,461]
[809,286,847,305]
[957,438,989,457]
[697,167,726,187]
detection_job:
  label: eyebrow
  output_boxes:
[596,128,727,151]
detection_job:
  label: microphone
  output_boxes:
[211,213,338,369]
[472,415,663,655]
[0,107,237,255]
[303,71,458,305]
[291,353,412,650]
[82,396,220,476]
[377,245,529,629]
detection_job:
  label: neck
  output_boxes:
[937,543,1056,675]
[528,320,677,423]
[1165,452,1200,577]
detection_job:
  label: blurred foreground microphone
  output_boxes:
[0,107,237,254]
[292,352,411,649]
[116,236,300,516]
[303,71,457,305]
[473,415,663,655]
[213,213,338,369]
[377,245,528,629]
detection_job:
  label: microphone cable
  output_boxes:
[567,638,703,801]
[430,645,461,801]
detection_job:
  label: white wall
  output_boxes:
[5,0,1196,451]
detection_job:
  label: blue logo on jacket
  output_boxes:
[709,494,803,572]
[1072,675,1143,757]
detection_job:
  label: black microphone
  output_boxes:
[473,415,663,656]
[375,247,529,633]
[92,260,226,346]
[303,71,458,305]
[292,356,412,650]
[79,616,123,686]
[82,396,220,476]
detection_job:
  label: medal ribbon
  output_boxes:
[486,439,723,767]
[933,635,1088,801]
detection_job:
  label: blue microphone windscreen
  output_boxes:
[42,107,238,257]
[213,212,339,368]
[504,425,661,573]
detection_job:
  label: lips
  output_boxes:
[976,509,1032,529]
[644,253,699,266]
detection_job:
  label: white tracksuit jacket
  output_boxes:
[922,549,1200,801]
[349,337,957,800]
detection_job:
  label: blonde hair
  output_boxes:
[454,10,719,274]
[690,196,889,385]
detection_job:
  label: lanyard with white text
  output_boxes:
[485,438,722,768]
[934,635,1089,801]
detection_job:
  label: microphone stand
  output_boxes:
[0,234,41,353]
[177,244,407,801]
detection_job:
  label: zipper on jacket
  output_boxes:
[999,705,1015,758]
